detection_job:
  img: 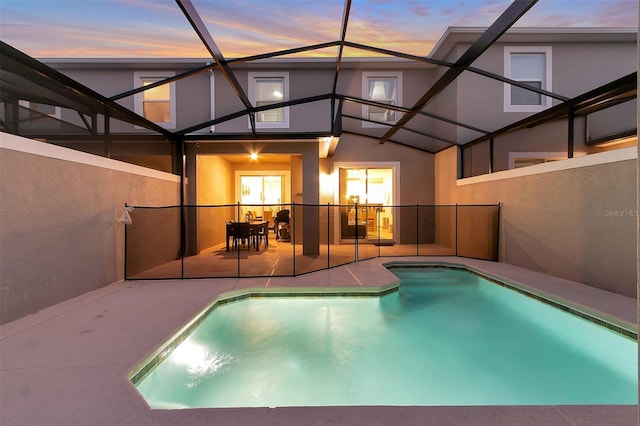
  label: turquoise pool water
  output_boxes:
[134,267,637,408]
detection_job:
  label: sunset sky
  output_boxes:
[0,0,637,59]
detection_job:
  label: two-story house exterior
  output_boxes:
[41,27,636,253]
[1,25,636,323]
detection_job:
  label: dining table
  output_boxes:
[226,220,269,251]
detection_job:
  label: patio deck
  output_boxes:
[129,240,460,279]
[1,257,636,426]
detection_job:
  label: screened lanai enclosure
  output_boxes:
[123,203,500,279]
[1,0,636,279]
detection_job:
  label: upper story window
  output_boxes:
[248,72,289,128]
[504,46,552,112]
[133,71,176,129]
[362,71,402,128]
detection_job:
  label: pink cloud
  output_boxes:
[411,4,431,17]
[2,0,635,59]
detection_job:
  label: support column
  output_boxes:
[184,142,198,256]
[568,108,575,159]
[302,143,320,255]
[5,99,19,133]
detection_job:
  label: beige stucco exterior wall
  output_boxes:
[436,145,637,297]
[196,155,298,252]
[0,133,181,324]
[196,155,234,252]
[321,133,435,244]
[185,141,318,254]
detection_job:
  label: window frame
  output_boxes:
[248,71,290,129]
[503,46,552,113]
[361,71,402,128]
[133,71,176,129]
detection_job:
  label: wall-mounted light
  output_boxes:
[319,172,335,198]
[250,153,258,160]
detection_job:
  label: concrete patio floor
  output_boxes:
[129,239,461,279]
[1,257,637,426]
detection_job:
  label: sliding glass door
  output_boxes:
[338,167,394,242]
[239,175,283,222]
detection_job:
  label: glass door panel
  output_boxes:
[339,167,394,242]
[240,175,282,222]
[366,169,393,241]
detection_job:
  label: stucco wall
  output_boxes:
[321,133,435,244]
[453,40,637,143]
[0,133,181,324]
[196,155,234,252]
[436,145,637,297]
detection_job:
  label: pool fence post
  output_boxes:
[355,202,359,262]
[123,203,128,280]
[237,202,241,277]
[495,203,501,261]
[327,203,331,270]
[455,203,458,256]
[377,205,381,257]
[180,205,184,279]
[292,202,296,275]
[416,204,419,256]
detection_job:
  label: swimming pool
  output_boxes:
[130,266,637,408]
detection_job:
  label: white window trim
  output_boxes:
[209,71,215,133]
[18,100,62,120]
[133,71,176,129]
[362,71,402,128]
[248,71,290,129]
[503,46,552,113]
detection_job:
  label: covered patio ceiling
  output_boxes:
[0,0,636,156]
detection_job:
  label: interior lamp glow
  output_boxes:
[250,153,258,160]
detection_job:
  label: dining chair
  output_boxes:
[234,222,253,251]
[255,222,268,248]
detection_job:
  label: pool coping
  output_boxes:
[1,256,637,426]
[128,259,636,392]
[385,261,637,338]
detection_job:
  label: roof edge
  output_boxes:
[430,26,637,60]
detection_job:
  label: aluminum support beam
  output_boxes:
[342,113,459,145]
[0,41,173,137]
[227,41,340,64]
[110,63,216,101]
[463,72,636,149]
[343,41,567,103]
[342,41,452,67]
[175,93,332,136]
[567,108,575,158]
[380,0,538,143]
[342,130,435,153]
[175,0,256,133]
[331,0,352,133]
[337,94,490,135]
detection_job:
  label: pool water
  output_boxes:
[134,267,637,408]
